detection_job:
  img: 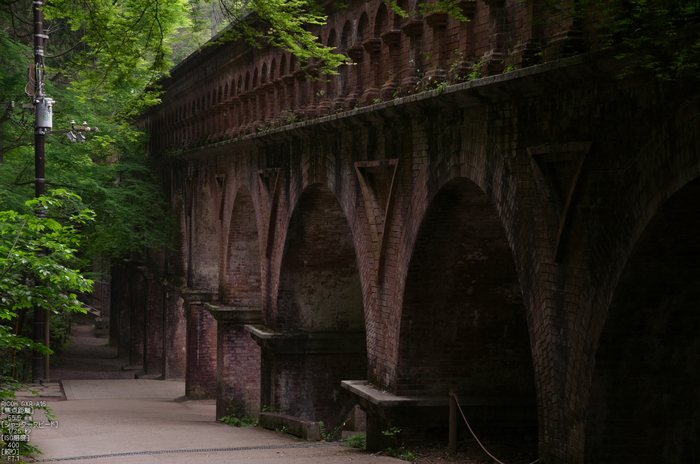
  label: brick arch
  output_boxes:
[279,54,287,76]
[269,59,276,80]
[213,182,264,419]
[339,21,353,98]
[274,183,364,332]
[585,177,700,463]
[221,185,262,306]
[573,95,700,375]
[368,121,531,390]
[395,176,538,438]
[261,63,268,84]
[263,182,367,428]
[374,2,388,37]
[393,0,408,28]
[579,97,700,462]
[357,12,370,43]
[340,20,351,50]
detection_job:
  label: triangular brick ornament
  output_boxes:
[215,175,227,221]
[258,169,282,258]
[355,159,400,277]
[528,142,591,262]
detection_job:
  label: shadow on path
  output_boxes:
[50,319,134,381]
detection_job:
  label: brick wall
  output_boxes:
[217,324,261,419]
[185,296,218,398]
[396,178,536,429]
[222,186,261,306]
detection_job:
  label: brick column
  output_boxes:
[140,266,164,377]
[206,304,263,419]
[183,289,217,399]
[163,285,187,379]
[128,264,146,369]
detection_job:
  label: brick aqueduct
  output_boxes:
[107,0,700,462]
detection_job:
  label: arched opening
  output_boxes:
[214,185,262,419]
[276,184,364,332]
[326,30,337,99]
[357,12,369,44]
[393,0,407,29]
[222,186,261,307]
[260,184,366,430]
[339,21,352,97]
[585,178,700,463]
[397,177,538,445]
[280,54,287,76]
[374,4,388,37]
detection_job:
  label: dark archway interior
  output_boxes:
[586,178,700,464]
[222,187,261,307]
[276,183,364,332]
[397,177,537,436]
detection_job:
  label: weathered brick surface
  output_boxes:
[217,324,261,419]
[112,2,700,462]
[163,288,187,379]
[222,186,261,306]
[143,271,164,376]
[185,293,218,398]
[260,348,366,431]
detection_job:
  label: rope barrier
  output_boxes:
[450,392,539,464]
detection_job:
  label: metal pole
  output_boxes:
[32,0,49,383]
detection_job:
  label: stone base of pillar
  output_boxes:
[248,326,367,432]
[341,380,538,452]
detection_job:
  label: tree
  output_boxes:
[0,190,94,378]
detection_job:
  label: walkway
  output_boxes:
[24,319,400,464]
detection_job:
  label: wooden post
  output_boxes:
[449,389,457,454]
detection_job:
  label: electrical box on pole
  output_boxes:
[35,97,54,133]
